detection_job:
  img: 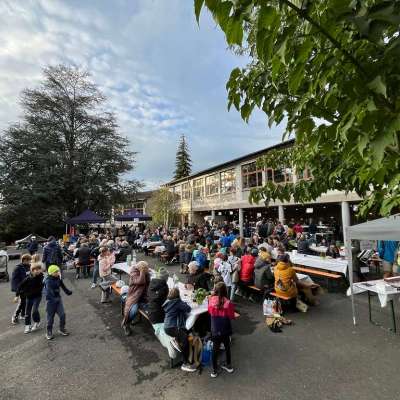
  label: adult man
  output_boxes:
[378,240,399,278]
[42,236,63,271]
[27,236,39,256]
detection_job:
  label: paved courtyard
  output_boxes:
[1,254,400,400]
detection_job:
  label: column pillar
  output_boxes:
[341,201,351,243]
[278,205,285,223]
[239,208,244,237]
[211,210,216,222]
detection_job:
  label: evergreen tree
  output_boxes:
[174,134,192,179]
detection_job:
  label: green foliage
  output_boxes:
[195,0,400,216]
[174,134,192,180]
[147,188,181,228]
[0,65,140,241]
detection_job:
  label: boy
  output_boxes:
[15,262,44,333]
[44,265,73,340]
[11,254,32,324]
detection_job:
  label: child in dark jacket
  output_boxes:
[44,265,72,340]
[15,262,44,333]
[208,282,235,378]
[163,288,196,373]
[11,254,32,324]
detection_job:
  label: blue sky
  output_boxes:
[0,0,284,188]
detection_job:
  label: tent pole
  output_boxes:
[345,231,356,325]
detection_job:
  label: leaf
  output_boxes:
[194,0,204,24]
[276,37,288,65]
[215,1,232,30]
[257,6,278,30]
[367,75,387,98]
[371,131,396,165]
[288,63,305,94]
[226,16,243,45]
[357,134,369,156]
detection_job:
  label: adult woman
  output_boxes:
[208,282,235,378]
[122,261,151,335]
[163,288,196,373]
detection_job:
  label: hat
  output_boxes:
[158,267,169,282]
[48,265,60,275]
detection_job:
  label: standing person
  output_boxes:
[11,254,32,324]
[228,247,240,302]
[208,282,235,378]
[27,236,39,256]
[121,261,151,336]
[98,246,115,303]
[44,265,73,340]
[42,236,63,271]
[378,240,399,278]
[163,288,196,373]
[217,254,233,298]
[15,262,44,333]
[75,241,91,279]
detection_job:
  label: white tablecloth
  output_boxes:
[289,252,348,276]
[112,262,132,275]
[347,279,400,307]
[309,245,346,258]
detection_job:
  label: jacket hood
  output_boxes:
[149,278,167,292]
[276,261,290,271]
[163,298,181,313]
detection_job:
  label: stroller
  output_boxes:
[0,250,9,282]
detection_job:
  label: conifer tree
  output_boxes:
[174,134,192,179]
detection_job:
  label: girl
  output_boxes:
[98,246,115,303]
[208,282,235,378]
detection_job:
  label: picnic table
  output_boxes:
[348,279,400,332]
[309,244,346,258]
[110,262,208,330]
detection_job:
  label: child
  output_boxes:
[11,253,32,324]
[217,254,233,298]
[208,282,235,378]
[44,264,73,340]
[15,262,44,333]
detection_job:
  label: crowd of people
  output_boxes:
[10,218,329,377]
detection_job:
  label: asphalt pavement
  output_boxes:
[1,253,400,400]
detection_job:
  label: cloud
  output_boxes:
[0,0,284,190]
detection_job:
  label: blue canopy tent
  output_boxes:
[114,209,152,222]
[66,209,106,226]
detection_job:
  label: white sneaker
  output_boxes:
[90,283,97,289]
[31,322,41,331]
[170,338,182,353]
[221,365,234,373]
[181,363,197,372]
[24,325,31,334]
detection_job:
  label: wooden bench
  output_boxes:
[292,265,342,279]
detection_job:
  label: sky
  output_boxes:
[0,0,284,189]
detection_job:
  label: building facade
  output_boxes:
[165,140,361,241]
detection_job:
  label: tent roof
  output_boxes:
[346,213,400,241]
[15,233,48,244]
[66,209,106,225]
[114,209,151,222]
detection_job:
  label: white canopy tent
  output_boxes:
[345,214,400,325]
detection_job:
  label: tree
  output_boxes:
[147,188,181,228]
[195,0,400,216]
[174,134,192,179]
[0,65,140,241]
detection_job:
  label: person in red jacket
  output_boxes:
[237,247,258,301]
[208,282,235,378]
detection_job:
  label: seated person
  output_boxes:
[121,261,150,336]
[186,261,212,291]
[147,268,170,325]
[274,252,321,306]
[297,234,311,255]
[254,247,274,290]
[326,243,340,258]
[163,288,196,373]
[163,236,176,263]
[116,241,131,263]
[236,247,258,301]
[195,247,208,272]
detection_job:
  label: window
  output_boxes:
[133,202,144,214]
[173,185,182,200]
[206,174,219,196]
[220,169,236,193]
[182,182,190,200]
[265,168,293,184]
[297,168,312,181]
[242,162,263,189]
[193,178,204,200]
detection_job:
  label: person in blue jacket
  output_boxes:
[195,247,208,272]
[378,240,399,278]
[42,236,63,271]
[11,254,32,324]
[44,265,73,340]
